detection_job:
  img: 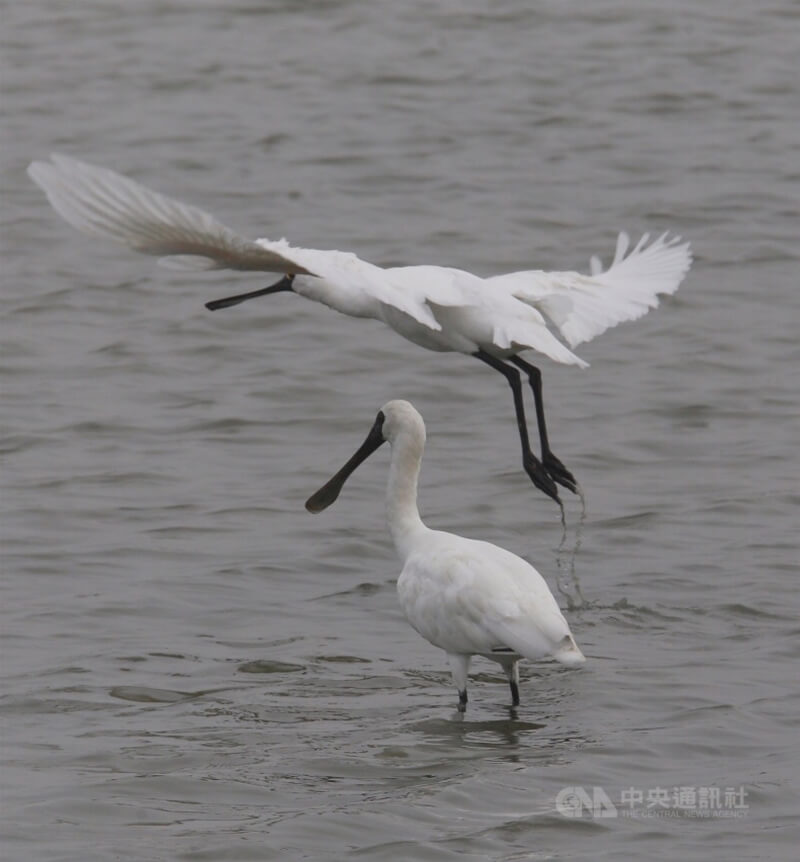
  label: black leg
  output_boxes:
[509,355,579,494]
[503,660,521,706]
[474,349,561,505]
[458,689,468,713]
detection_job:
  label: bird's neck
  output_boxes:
[293,275,382,320]
[385,432,426,560]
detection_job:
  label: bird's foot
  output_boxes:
[542,451,579,495]
[523,454,562,506]
[457,690,468,713]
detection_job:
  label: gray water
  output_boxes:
[2,1,799,859]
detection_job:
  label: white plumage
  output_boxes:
[28,154,692,505]
[305,399,585,712]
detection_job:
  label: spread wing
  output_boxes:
[28,154,444,330]
[27,154,312,274]
[487,232,692,348]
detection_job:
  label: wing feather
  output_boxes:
[28,154,314,274]
[448,544,581,662]
[29,155,445,330]
[488,232,692,348]
[490,307,589,367]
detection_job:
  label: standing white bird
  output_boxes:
[305,399,585,711]
[28,154,692,506]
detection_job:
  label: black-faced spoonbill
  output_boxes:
[28,155,692,507]
[305,399,585,712]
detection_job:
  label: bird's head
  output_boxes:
[304,400,425,513]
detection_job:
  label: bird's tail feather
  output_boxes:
[551,634,586,667]
[489,615,586,667]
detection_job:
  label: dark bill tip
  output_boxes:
[205,274,294,311]
[305,478,346,513]
[305,411,386,513]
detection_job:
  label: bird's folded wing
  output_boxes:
[28,154,314,274]
[486,584,584,666]
[446,550,574,661]
[488,232,692,348]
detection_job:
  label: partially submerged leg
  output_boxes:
[473,349,562,506]
[509,355,579,495]
[448,653,471,713]
[503,660,520,706]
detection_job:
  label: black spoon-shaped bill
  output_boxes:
[305,412,386,513]
[205,274,295,311]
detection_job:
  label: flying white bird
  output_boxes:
[28,154,692,506]
[306,399,585,711]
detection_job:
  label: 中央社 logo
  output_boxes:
[555,786,618,819]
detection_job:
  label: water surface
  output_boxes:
[2,1,798,859]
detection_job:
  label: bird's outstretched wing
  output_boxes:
[28,154,445,330]
[27,154,313,274]
[488,232,692,348]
